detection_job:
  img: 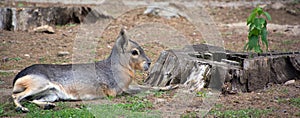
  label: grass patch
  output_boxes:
[290,97,300,108]
[118,95,153,112]
[24,102,94,118]
[87,95,159,117]
[88,103,160,118]
[209,107,271,118]
[0,72,14,78]
[0,101,19,117]
[1,93,159,117]
[0,101,94,118]
[196,91,207,98]
[9,57,22,61]
[181,111,197,118]
[277,97,300,108]
[153,91,167,98]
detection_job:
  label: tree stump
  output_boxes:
[145,44,300,93]
[0,6,112,31]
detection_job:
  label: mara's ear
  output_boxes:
[116,28,129,53]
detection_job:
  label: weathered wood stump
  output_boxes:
[145,44,300,93]
[0,6,112,31]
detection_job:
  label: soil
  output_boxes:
[1,0,300,117]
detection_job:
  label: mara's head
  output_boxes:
[112,28,151,71]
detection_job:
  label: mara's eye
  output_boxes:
[131,50,139,56]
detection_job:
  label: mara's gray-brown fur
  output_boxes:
[12,28,153,112]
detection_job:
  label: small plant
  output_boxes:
[17,3,24,7]
[196,91,207,97]
[244,7,271,53]
[117,96,153,112]
[290,97,300,108]
[181,111,197,118]
[10,57,22,61]
[153,91,166,97]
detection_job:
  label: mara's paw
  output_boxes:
[44,103,56,110]
[15,106,29,113]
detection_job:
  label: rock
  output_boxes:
[271,2,285,10]
[155,98,167,104]
[286,9,297,16]
[284,80,295,85]
[24,54,30,58]
[144,6,180,19]
[57,51,70,57]
[33,25,55,34]
[2,57,9,62]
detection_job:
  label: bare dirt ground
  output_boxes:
[1,0,300,117]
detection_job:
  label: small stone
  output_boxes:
[155,98,166,103]
[271,2,285,10]
[144,6,180,19]
[24,54,30,58]
[284,80,295,85]
[2,57,9,62]
[287,9,297,16]
[57,51,70,57]
[33,25,55,34]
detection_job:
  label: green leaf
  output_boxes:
[253,18,261,30]
[256,7,263,15]
[258,18,266,30]
[254,46,263,53]
[250,28,260,36]
[261,27,268,50]
[263,12,272,21]
[245,35,259,51]
[247,12,256,25]
[249,23,255,31]
[253,18,265,30]
[244,42,249,51]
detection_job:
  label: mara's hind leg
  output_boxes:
[30,94,58,110]
[12,75,52,112]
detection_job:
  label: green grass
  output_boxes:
[0,72,14,78]
[119,95,153,112]
[196,91,207,98]
[277,97,300,108]
[290,97,300,108]
[88,103,160,118]
[17,3,24,7]
[209,108,271,118]
[85,95,160,117]
[24,102,94,118]
[209,103,272,118]
[0,101,19,117]
[9,57,22,61]
[1,95,159,118]
[181,111,197,118]
[153,91,166,98]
